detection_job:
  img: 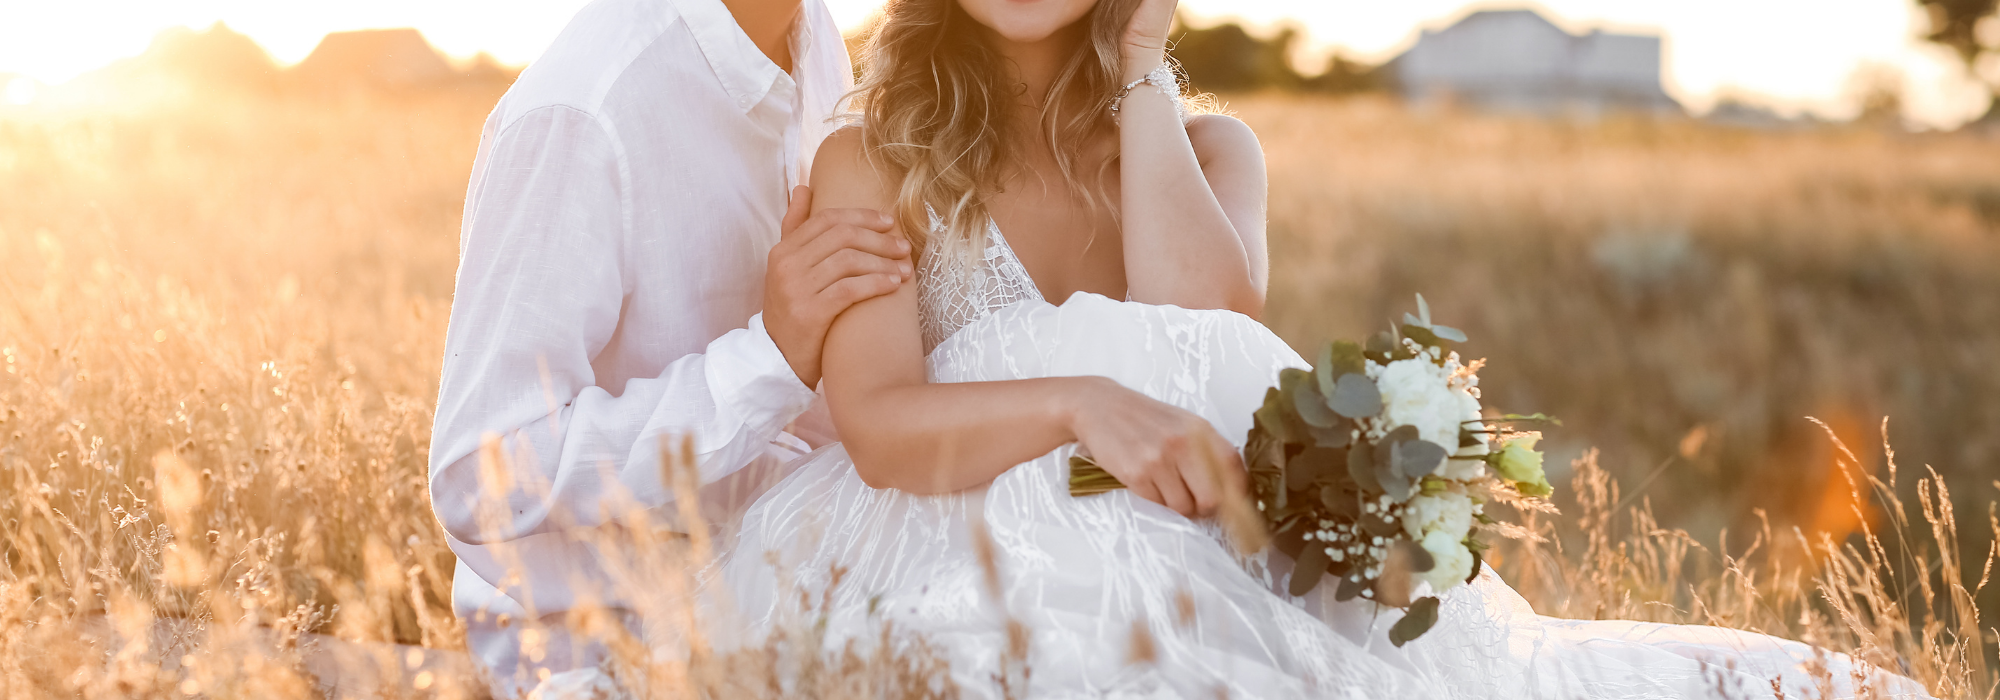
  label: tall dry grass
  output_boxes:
[1,90,1996,697]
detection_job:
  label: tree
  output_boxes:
[1167,19,1302,92]
[1915,0,2000,120]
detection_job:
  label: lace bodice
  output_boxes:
[915,215,1044,352]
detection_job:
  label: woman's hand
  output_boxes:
[1065,377,1247,518]
[1121,0,1178,79]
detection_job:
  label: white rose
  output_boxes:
[1418,530,1474,594]
[1401,491,1474,540]
[1376,358,1478,456]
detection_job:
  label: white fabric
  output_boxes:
[713,217,1936,699]
[427,0,851,694]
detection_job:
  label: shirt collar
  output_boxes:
[669,0,816,113]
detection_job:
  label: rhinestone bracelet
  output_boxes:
[1109,63,1188,125]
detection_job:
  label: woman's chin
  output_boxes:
[960,0,1094,44]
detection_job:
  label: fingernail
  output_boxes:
[900,262,913,277]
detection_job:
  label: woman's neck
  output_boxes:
[986,25,1085,121]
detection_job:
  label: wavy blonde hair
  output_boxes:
[849,0,1158,262]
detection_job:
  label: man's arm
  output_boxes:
[428,106,904,545]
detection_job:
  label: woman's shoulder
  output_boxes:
[808,126,895,204]
[812,125,869,178]
[1184,113,1262,166]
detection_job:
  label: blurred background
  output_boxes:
[2,0,1997,696]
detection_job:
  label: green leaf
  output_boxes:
[1397,539,1435,573]
[1272,520,1308,559]
[1328,341,1367,377]
[1466,549,1485,584]
[1401,324,1442,349]
[1289,542,1331,597]
[1329,373,1382,419]
[1334,575,1364,602]
[1388,596,1440,647]
[1254,389,1296,444]
[1308,422,1352,449]
[1346,441,1381,493]
[1297,447,1344,486]
[1383,424,1420,444]
[1315,344,1338,399]
[1430,324,1467,343]
[1286,446,1326,492]
[1415,293,1432,325]
[1319,484,1358,518]
[1393,440,1449,479]
[1279,367,1311,395]
[1376,466,1415,501]
[1498,412,1564,427]
[1365,330,1396,362]
[1363,512,1402,538]
[1292,379,1341,428]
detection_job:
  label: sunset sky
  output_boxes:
[0,0,1990,127]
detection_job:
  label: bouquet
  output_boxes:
[1069,295,1555,646]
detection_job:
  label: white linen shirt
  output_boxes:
[427,0,850,692]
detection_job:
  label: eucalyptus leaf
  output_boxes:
[1273,520,1307,559]
[1397,539,1436,573]
[1297,447,1343,485]
[1309,422,1352,449]
[1279,367,1310,394]
[1289,544,1331,597]
[1293,380,1341,428]
[1388,596,1440,647]
[1365,331,1396,360]
[1363,512,1402,538]
[1376,467,1415,501]
[1346,441,1381,493]
[1329,373,1382,419]
[1431,324,1467,343]
[1415,293,1432,325]
[1393,440,1449,479]
[1319,484,1358,518]
[1401,324,1442,349]
[1315,344,1338,398]
[1334,575,1364,602]
[1287,446,1330,492]
[1328,341,1367,377]
[1384,424,1420,445]
[1254,389,1296,444]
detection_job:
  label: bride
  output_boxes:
[713,0,1937,697]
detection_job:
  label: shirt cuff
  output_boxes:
[703,313,819,444]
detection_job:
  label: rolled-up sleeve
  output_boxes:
[428,105,816,546]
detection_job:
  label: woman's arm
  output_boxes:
[1115,0,1270,318]
[812,129,1243,516]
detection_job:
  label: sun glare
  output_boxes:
[4,77,35,106]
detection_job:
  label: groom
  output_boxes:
[426,0,902,694]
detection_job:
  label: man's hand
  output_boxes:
[764,185,912,388]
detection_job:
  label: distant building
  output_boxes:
[1390,9,1680,115]
[292,29,456,89]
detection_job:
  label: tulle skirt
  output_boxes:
[711,293,1932,700]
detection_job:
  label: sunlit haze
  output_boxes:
[0,0,1989,127]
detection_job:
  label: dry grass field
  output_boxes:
[2,87,1998,698]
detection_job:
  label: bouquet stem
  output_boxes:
[1068,456,1127,496]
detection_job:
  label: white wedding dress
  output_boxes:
[711,217,1934,699]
